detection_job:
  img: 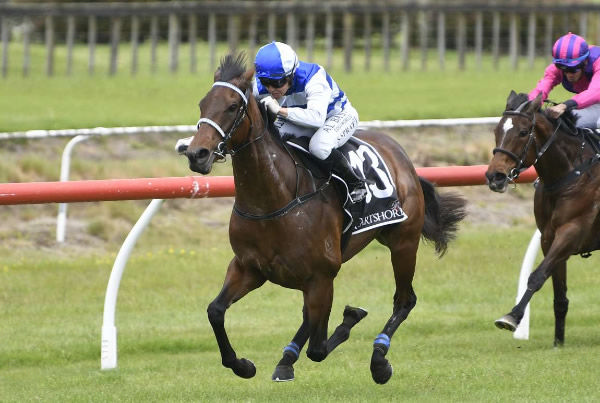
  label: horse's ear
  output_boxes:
[239,68,255,92]
[531,93,543,111]
[526,93,543,114]
[506,90,518,107]
[214,67,222,82]
[243,68,255,82]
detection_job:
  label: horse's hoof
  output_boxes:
[554,338,565,348]
[344,306,369,323]
[371,360,393,384]
[272,365,294,382]
[231,358,256,379]
[495,315,517,332]
[306,348,327,362]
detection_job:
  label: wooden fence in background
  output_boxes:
[2,1,600,77]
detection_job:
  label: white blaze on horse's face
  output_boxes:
[500,117,513,146]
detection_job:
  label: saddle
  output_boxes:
[284,136,407,237]
[578,127,600,154]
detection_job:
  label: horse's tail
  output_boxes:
[419,177,467,257]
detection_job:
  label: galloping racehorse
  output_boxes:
[486,90,600,346]
[183,54,466,384]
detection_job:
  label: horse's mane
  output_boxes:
[218,52,248,82]
[508,93,584,161]
[506,92,530,112]
[217,52,283,144]
[509,92,578,129]
[550,108,578,129]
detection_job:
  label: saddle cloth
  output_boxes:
[285,136,408,235]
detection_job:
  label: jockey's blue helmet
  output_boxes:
[255,41,299,80]
[552,32,589,67]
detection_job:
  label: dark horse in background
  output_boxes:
[182,54,466,384]
[486,90,600,346]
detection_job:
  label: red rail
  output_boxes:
[0,165,537,205]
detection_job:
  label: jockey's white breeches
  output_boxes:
[274,105,359,160]
[573,103,600,129]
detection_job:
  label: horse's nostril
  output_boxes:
[196,148,210,159]
[494,172,507,182]
[485,171,507,185]
[186,148,210,161]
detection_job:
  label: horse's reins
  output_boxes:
[199,81,329,220]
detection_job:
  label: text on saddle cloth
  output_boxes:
[285,136,408,235]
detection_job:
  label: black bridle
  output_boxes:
[493,103,562,181]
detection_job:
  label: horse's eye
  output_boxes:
[519,129,530,137]
[228,104,238,112]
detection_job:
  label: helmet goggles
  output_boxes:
[554,62,584,73]
[258,76,289,89]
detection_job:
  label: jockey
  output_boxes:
[529,32,600,128]
[253,41,368,203]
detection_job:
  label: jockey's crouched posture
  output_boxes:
[529,32,600,129]
[254,41,368,203]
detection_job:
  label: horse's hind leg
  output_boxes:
[207,257,266,379]
[370,239,418,385]
[551,262,569,346]
[272,305,367,382]
[326,305,369,353]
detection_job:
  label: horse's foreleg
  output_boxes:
[371,242,418,385]
[551,262,569,346]
[207,257,266,379]
[496,259,563,332]
[304,277,334,363]
[272,306,309,382]
[496,225,577,334]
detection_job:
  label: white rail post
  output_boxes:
[56,134,91,242]
[513,229,541,340]
[101,198,165,370]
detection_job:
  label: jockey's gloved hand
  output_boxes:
[260,96,281,115]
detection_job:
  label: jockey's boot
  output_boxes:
[325,149,368,203]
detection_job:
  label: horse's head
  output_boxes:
[486,90,543,193]
[184,53,256,174]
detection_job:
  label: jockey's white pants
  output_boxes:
[274,105,359,160]
[573,103,600,128]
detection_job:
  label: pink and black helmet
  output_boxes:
[552,32,589,67]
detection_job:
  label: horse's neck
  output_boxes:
[231,115,296,212]
[535,122,578,183]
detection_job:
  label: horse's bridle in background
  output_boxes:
[493,102,562,181]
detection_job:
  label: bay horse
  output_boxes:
[183,54,466,384]
[486,90,600,346]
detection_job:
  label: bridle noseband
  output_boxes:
[196,81,261,157]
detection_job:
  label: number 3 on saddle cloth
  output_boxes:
[285,136,408,237]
